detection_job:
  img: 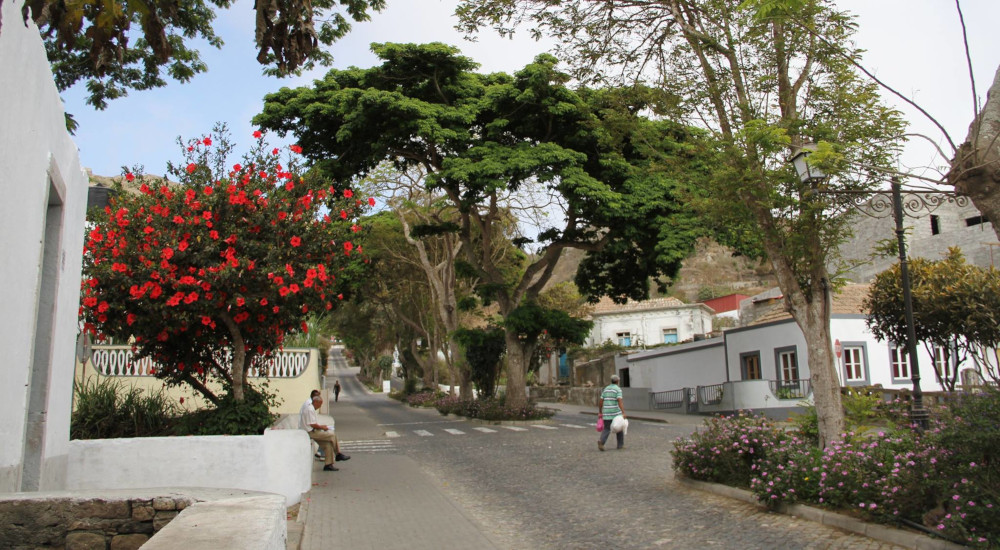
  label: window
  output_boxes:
[930,215,940,235]
[843,346,866,383]
[616,332,632,347]
[933,346,955,381]
[741,352,762,380]
[662,328,678,344]
[891,346,910,379]
[775,347,799,381]
[966,215,984,227]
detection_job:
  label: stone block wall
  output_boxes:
[0,495,190,549]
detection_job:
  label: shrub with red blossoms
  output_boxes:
[81,124,369,403]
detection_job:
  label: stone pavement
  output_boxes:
[288,358,957,550]
[293,365,501,550]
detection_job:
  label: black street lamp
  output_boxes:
[790,145,951,431]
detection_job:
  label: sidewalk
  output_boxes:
[292,365,501,550]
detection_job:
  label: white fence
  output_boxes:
[91,346,311,378]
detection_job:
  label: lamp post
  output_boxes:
[791,145,933,431]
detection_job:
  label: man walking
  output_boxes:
[334,379,342,402]
[598,374,627,451]
[299,392,350,471]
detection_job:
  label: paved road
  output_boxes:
[305,358,906,550]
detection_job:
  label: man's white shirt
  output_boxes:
[300,399,319,432]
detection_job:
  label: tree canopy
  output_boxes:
[81,125,372,402]
[456,0,906,446]
[253,43,708,406]
[865,248,1000,389]
[22,0,384,109]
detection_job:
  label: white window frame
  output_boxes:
[775,346,799,382]
[662,328,678,344]
[616,331,632,347]
[890,346,910,380]
[843,346,866,383]
[933,345,955,381]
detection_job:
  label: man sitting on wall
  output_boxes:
[299,393,350,471]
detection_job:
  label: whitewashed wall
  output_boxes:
[724,316,946,392]
[588,305,714,348]
[66,430,312,505]
[623,338,726,392]
[0,0,89,492]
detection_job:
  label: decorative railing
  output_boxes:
[650,388,685,410]
[769,378,811,400]
[89,346,311,378]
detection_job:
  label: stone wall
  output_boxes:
[0,494,190,549]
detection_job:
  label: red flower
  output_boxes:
[236,297,245,306]
[278,212,288,221]
[233,163,242,172]
[368,197,376,206]
[344,189,353,198]
[301,321,309,333]
[351,224,360,233]
[179,397,185,404]
[343,241,354,253]
[209,230,219,240]
[201,316,212,325]
[203,187,213,196]
[173,215,184,224]
[186,163,197,174]
[279,286,290,297]
[203,137,212,146]
[178,241,189,251]
[253,130,263,139]
[126,313,136,326]
[125,173,135,182]
[97,301,109,313]
[337,293,344,300]
[162,248,174,259]
[290,144,303,154]
[272,148,279,155]
[290,236,301,247]
[260,298,268,306]
[289,283,300,293]
[340,210,348,219]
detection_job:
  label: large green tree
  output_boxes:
[18,0,383,109]
[457,0,905,446]
[254,43,706,408]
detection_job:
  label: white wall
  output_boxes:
[0,0,90,492]
[66,430,313,505]
[724,316,946,392]
[623,338,726,393]
[589,305,714,348]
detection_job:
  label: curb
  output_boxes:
[676,478,967,550]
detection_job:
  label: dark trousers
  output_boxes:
[599,416,624,449]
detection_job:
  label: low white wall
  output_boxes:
[143,495,287,550]
[66,430,311,505]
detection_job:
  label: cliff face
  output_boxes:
[541,237,776,303]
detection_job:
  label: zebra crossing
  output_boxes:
[384,422,593,438]
[340,422,596,454]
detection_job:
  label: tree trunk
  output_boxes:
[179,372,220,406]
[949,64,1000,240]
[795,294,845,449]
[504,329,535,409]
[220,313,247,402]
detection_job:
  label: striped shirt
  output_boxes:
[601,384,623,418]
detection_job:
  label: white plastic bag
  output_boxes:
[610,415,628,435]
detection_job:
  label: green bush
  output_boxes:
[672,390,1000,548]
[434,396,555,421]
[671,411,788,488]
[174,383,279,436]
[71,377,180,439]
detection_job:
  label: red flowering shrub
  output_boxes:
[81,125,373,403]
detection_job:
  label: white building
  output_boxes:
[586,296,715,348]
[0,1,90,492]
[623,285,961,417]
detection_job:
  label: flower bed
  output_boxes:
[671,389,1000,548]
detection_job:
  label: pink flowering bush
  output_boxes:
[672,388,1000,548]
[671,412,789,488]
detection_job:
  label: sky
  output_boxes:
[62,0,1000,185]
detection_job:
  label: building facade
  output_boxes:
[1,0,90,492]
[586,297,715,348]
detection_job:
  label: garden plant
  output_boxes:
[671,389,1000,548]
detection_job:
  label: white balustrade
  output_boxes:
[89,346,310,378]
